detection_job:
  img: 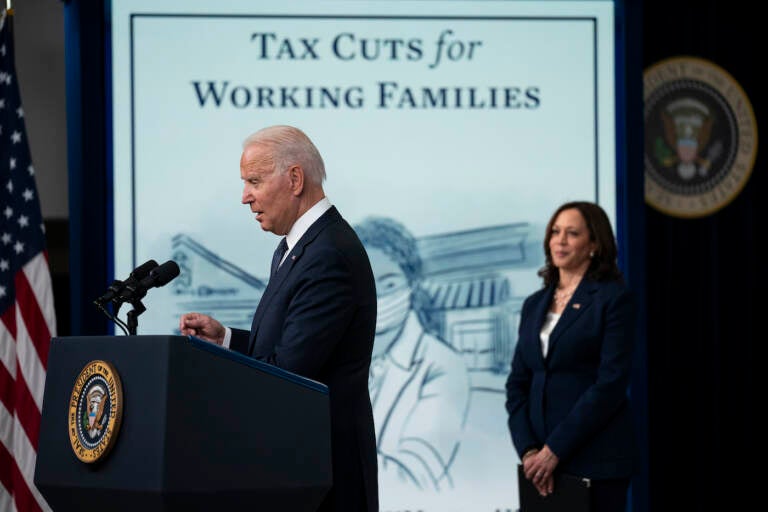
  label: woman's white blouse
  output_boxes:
[539,311,561,358]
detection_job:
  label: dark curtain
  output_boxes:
[643,2,760,511]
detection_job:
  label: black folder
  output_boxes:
[517,464,591,512]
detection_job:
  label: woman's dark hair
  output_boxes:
[538,201,623,286]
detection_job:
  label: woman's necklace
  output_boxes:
[553,282,579,309]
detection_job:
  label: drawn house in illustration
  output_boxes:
[417,223,543,388]
[169,234,266,331]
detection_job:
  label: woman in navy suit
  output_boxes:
[506,201,636,512]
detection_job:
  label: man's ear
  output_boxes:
[288,165,305,196]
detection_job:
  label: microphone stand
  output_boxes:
[93,300,130,336]
[126,298,146,336]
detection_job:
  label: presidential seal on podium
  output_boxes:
[68,360,124,463]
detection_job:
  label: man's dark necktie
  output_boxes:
[270,237,288,277]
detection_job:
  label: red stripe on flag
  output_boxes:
[12,363,42,452]
[0,441,43,512]
[14,271,51,370]
[0,304,17,340]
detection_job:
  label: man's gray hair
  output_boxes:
[242,125,327,185]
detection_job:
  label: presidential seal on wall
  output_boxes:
[68,360,124,463]
[644,56,758,218]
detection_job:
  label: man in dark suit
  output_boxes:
[179,125,379,512]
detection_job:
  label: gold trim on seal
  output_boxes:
[68,360,124,463]
[643,56,758,218]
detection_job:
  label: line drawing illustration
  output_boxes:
[165,218,543,499]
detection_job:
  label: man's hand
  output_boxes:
[179,312,225,345]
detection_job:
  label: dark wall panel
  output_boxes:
[643,2,760,511]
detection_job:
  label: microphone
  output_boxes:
[94,259,158,305]
[117,260,180,303]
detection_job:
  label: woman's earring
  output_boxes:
[589,251,595,258]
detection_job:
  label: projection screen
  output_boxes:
[109,1,624,510]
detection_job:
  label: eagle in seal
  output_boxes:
[84,385,107,438]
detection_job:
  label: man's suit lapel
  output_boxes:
[248,207,342,353]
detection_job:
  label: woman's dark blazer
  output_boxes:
[505,278,636,480]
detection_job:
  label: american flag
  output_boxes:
[0,11,56,512]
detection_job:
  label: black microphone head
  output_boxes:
[147,260,180,287]
[129,259,159,281]
[117,260,180,303]
[94,279,124,305]
[108,259,160,304]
